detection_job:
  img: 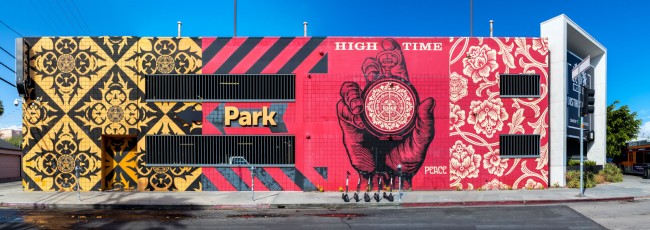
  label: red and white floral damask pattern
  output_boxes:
[448,37,549,190]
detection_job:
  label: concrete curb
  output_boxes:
[0,196,636,210]
[401,196,635,207]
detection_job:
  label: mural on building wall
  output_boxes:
[22,37,204,191]
[338,38,435,184]
[447,37,549,190]
[22,36,548,192]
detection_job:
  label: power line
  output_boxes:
[44,0,71,35]
[0,46,16,59]
[67,0,92,34]
[61,0,87,34]
[29,0,61,35]
[0,19,24,37]
[0,76,16,88]
[53,0,83,35]
[0,61,15,73]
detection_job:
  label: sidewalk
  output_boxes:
[1,175,649,210]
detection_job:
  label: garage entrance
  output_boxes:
[101,136,138,191]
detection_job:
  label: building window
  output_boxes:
[145,135,295,167]
[499,74,540,97]
[145,74,295,102]
[499,134,540,158]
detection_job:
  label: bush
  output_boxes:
[594,174,606,184]
[600,163,623,183]
[566,170,596,188]
[567,159,597,166]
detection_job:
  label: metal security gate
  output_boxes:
[145,74,295,102]
[145,135,295,167]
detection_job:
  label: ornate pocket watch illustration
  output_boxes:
[362,76,419,140]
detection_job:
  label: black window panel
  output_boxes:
[145,135,295,166]
[499,134,540,158]
[499,74,540,97]
[145,74,295,101]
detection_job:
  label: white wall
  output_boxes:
[541,14,607,187]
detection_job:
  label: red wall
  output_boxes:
[200,37,549,191]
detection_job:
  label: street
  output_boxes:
[568,198,650,229]
[5,201,645,230]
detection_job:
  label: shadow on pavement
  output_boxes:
[8,193,197,229]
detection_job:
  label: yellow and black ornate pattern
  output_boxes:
[134,38,203,191]
[21,94,62,154]
[71,66,142,146]
[22,36,204,191]
[102,137,139,190]
[22,116,102,191]
[135,37,202,93]
[29,37,111,111]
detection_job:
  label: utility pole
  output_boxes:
[470,0,473,37]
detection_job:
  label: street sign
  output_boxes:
[572,55,590,80]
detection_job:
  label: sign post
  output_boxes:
[397,164,402,202]
[572,55,590,198]
[251,166,255,201]
[76,166,81,201]
[579,116,585,197]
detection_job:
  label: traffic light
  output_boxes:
[581,87,595,116]
[583,129,594,142]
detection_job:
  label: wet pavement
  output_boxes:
[0,175,648,229]
[1,175,649,210]
[0,205,607,230]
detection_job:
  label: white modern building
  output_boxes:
[542,14,607,186]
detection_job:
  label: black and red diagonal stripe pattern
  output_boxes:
[200,37,328,191]
[202,37,327,74]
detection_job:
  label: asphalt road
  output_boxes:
[0,204,616,230]
[568,198,650,230]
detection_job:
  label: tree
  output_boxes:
[0,100,3,116]
[5,135,22,148]
[607,100,642,158]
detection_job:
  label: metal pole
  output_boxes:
[579,116,585,197]
[489,20,493,37]
[303,22,308,37]
[397,164,402,202]
[177,21,182,38]
[469,0,473,37]
[234,0,237,37]
[251,166,255,200]
[75,166,81,201]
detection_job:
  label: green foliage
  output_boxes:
[0,100,3,116]
[567,160,596,166]
[607,101,642,158]
[566,170,596,188]
[600,163,623,183]
[5,135,22,148]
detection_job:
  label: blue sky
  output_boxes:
[0,0,648,135]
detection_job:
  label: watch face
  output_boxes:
[363,78,418,138]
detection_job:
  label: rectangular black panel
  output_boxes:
[145,135,295,166]
[145,74,295,101]
[499,74,540,97]
[499,134,540,158]
[16,38,30,96]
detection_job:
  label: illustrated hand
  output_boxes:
[337,39,436,178]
